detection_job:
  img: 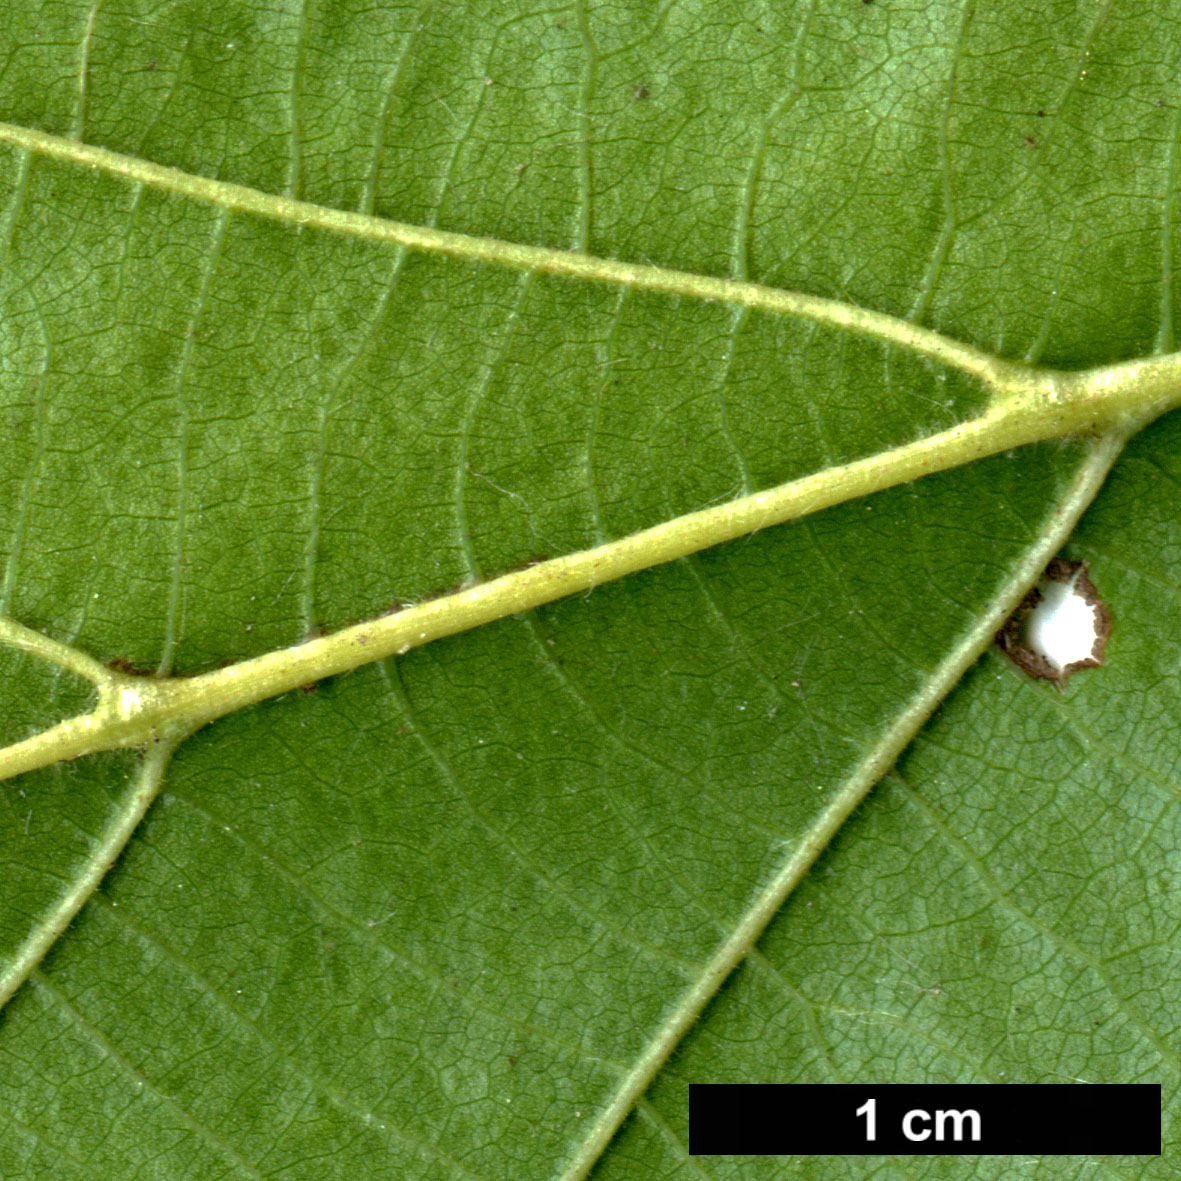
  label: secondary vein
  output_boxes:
[0,119,1002,380]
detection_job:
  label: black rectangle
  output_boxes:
[688,1083,1161,1156]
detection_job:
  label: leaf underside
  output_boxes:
[0,3,1176,1179]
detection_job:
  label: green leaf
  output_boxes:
[0,3,1174,1178]
[612,415,1181,1180]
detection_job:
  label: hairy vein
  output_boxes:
[0,119,1001,381]
[0,737,178,1011]
[555,435,1125,1181]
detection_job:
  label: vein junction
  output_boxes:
[0,122,1180,781]
[0,334,1178,784]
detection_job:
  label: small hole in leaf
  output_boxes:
[996,559,1111,688]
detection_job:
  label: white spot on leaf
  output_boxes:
[1022,567,1102,672]
[997,559,1111,688]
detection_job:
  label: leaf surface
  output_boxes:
[0,3,1175,1177]
[608,415,1181,1179]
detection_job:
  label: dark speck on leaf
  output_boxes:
[106,657,156,677]
[633,85,649,100]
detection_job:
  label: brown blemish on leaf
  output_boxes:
[105,657,157,677]
[996,558,1111,689]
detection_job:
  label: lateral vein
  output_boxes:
[0,119,999,378]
